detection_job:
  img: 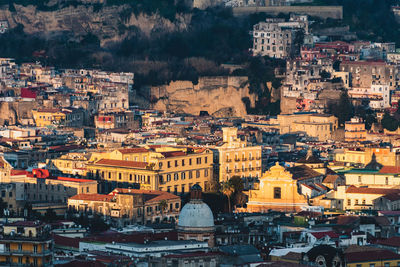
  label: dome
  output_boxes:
[178,202,214,229]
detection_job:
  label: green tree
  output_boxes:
[381,112,399,131]
[220,181,234,213]
[329,91,354,126]
[158,199,168,222]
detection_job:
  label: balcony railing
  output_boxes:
[235,169,240,173]
[242,158,247,161]
[0,249,52,256]
[234,158,240,162]
[226,159,232,162]
[249,157,255,160]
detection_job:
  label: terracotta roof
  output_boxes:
[296,155,323,164]
[336,215,359,225]
[94,159,148,169]
[69,194,114,202]
[6,221,45,227]
[379,166,400,174]
[57,177,96,183]
[111,188,180,203]
[10,169,28,176]
[374,236,400,248]
[118,148,149,154]
[287,165,322,180]
[346,186,400,195]
[311,231,340,239]
[345,249,400,263]
[323,174,340,184]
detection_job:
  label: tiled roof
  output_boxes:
[345,249,400,263]
[336,215,359,225]
[10,169,28,176]
[310,231,340,239]
[379,166,400,174]
[374,236,400,247]
[346,186,400,195]
[111,188,180,203]
[57,177,96,183]
[94,159,148,169]
[323,174,340,184]
[6,221,45,227]
[69,194,114,202]
[287,165,322,180]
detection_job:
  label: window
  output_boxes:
[167,174,171,181]
[174,173,179,181]
[118,173,122,180]
[347,199,351,206]
[355,199,359,205]
[182,159,185,166]
[273,187,281,199]
[175,203,179,209]
[86,187,89,193]
[204,169,208,177]
[175,160,178,167]
[205,157,208,164]
[370,264,375,267]
[189,159,192,165]
[130,174,132,181]
[196,170,200,178]
[168,161,171,168]
[197,157,202,164]
[384,263,390,267]
[181,172,186,180]
[362,199,366,205]
[386,177,389,185]
[189,171,193,179]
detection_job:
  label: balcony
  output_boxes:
[235,169,240,173]
[256,157,261,160]
[255,167,261,170]
[234,158,240,162]
[242,158,247,161]
[227,170,232,173]
[226,159,232,162]
[0,249,52,256]
[249,157,255,160]
[242,168,248,172]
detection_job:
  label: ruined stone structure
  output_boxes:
[149,76,256,117]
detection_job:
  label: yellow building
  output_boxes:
[68,188,181,224]
[46,152,90,176]
[32,108,67,127]
[345,117,366,142]
[87,146,214,194]
[246,162,308,212]
[87,159,158,191]
[271,113,338,141]
[0,221,52,266]
[335,147,397,167]
[213,127,262,183]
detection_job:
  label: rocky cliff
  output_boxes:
[0,4,191,45]
[148,76,257,117]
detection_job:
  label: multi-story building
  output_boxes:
[32,108,84,127]
[340,60,399,90]
[68,188,180,224]
[87,146,214,194]
[334,147,398,167]
[0,221,53,266]
[348,84,390,109]
[45,153,90,177]
[270,113,338,141]
[345,117,367,142]
[94,110,137,130]
[252,18,304,58]
[6,168,97,212]
[213,127,262,183]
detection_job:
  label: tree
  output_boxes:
[220,181,234,213]
[158,199,168,222]
[329,90,354,126]
[381,112,399,131]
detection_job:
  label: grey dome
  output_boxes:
[178,202,214,228]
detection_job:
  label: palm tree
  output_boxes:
[221,181,234,213]
[158,200,168,222]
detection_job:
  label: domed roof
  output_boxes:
[178,201,214,229]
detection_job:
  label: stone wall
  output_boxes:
[0,101,36,126]
[233,6,343,19]
[149,76,257,117]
